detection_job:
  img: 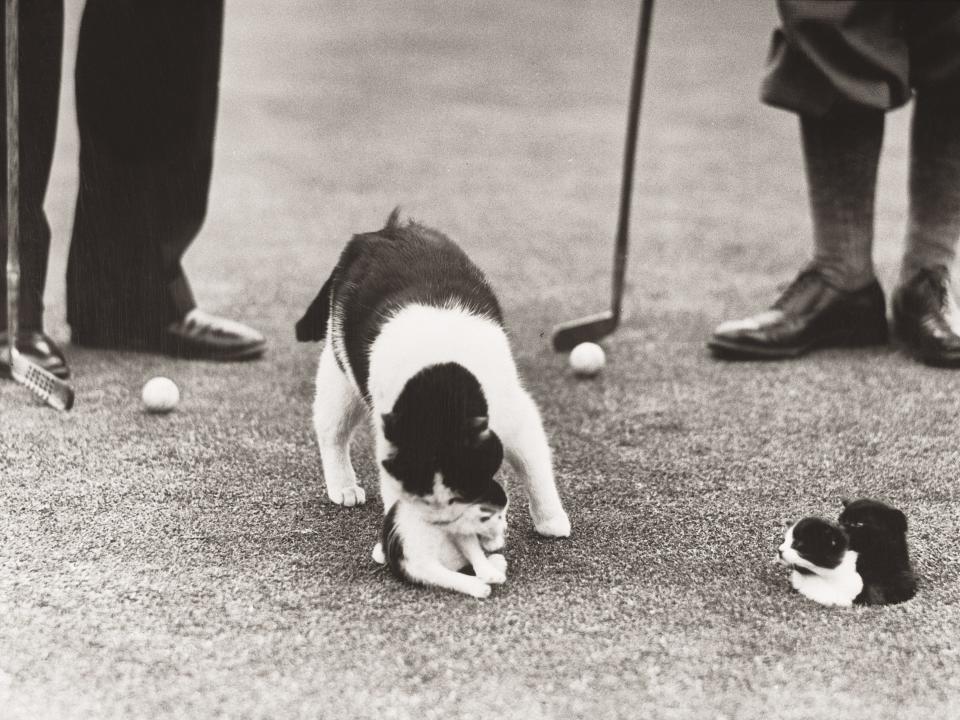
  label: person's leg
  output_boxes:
[709,0,897,360]
[0,0,68,378]
[802,105,884,291]
[891,92,960,365]
[68,0,263,359]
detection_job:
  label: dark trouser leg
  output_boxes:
[67,0,223,349]
[800,106,885,292]
[900,93,960,283]
[0,0,63,332]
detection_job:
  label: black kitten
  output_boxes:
[839,498,917,606]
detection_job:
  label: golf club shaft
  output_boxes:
[5,0,18,361]
[611,0,654,320]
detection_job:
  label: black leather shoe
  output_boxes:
[892,266,960,367]
[0,330,70,379]
[708,269,889,359]
[162,309,266,361]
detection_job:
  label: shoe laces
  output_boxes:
[774,268,827,308]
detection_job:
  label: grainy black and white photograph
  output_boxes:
[2,1,959,718]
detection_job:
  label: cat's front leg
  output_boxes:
[313,343,368,506]
[455,534,506,585]
[502,391,571,538]
[402,557,492,599]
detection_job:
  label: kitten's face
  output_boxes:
[839,499,907,550]
[778,517,849,574]
[408,473,508,533]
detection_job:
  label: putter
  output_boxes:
[4,0,73,410]
[552,0,654,352]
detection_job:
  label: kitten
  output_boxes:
[839,498,917,606]
[296,209,571,596]
[778,517,862,607]
[371,481,509,599]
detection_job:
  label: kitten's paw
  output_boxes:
[459,578,492,599]
[477,555,507,584]
[329,485,366,507]
[487,553,508,575]
[372,543,385,565]
[480,534,506,553]
[534,511,571,538]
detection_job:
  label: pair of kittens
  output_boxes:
[296,210,571,598]
[778,498,917,607]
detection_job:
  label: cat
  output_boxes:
[778,517,862,607]
[296,209,571,596]
[839,498,917,606]
[371,480,509,599]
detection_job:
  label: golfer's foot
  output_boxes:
[893,266,960,367]
[163,309,266,361]
[708,268,888,360]
[0,330,70,379]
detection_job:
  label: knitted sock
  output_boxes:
[900,93,960,285]
[800,106,885,291]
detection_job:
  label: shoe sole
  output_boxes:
[707,327,888,361]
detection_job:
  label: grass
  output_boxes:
[3,1,960,718]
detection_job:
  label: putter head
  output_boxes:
[551,311,618,352]
[9,347,74,411]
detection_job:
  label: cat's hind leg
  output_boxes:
[502,391,571,537]
[313,343,368,506]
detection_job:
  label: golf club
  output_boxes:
[4,0,73,411]
[552,0,654,352]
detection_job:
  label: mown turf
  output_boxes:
[3,2,960,718]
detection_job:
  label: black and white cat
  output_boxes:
[296,209,571,597]
[778,517,862,607]
[839,498,917,606]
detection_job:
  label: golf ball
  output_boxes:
[142,376,180,413]
[569,342,606,377]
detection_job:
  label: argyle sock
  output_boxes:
[900,93,960,286]
[800,106,885,291]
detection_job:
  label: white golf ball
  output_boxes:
[142,376,180,414]
[569,342,606,377]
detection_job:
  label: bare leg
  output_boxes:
[503,392,571,537]
[312,343,367,506]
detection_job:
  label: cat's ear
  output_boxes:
[381,456,398,479]
[890,508,908,533]
[475,429,504,478]
[840,497,851,508]
[381,413,397,442]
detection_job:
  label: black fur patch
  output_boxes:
[295,209,503,399]
[382,502,409,582]
[381,362,504,499]
[790,517,848,570]
[839,498,917,606]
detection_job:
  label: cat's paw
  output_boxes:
[372,543,385,565]
[534,511,571,538]
[487,553,507,576]
[329,485,366,507]
[459,578,493,599]
[476,555,507,584]
[480,533,506,553]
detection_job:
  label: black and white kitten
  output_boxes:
[778,517,862,607]
[371,482,510,599]
[296,209,571,597]
[839,498,917,606]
